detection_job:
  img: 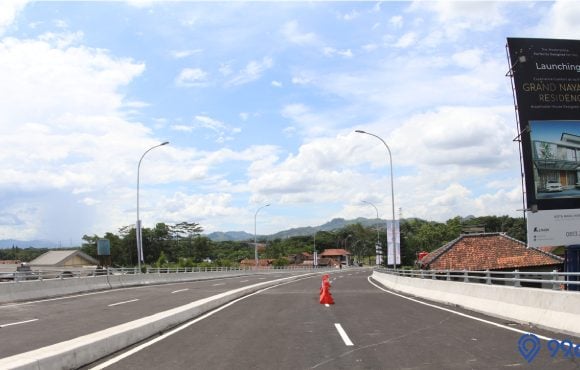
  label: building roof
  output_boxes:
[537,245,565,256]
[29,250,98,267]
[239,258,273,266]
[320,248,351,257]
[420,233,563,271]
[316,258,337,266]
[0,260,20,264]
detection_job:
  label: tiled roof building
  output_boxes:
[320,248,351,266]
[239,258,274,267]
[30,250,98,267]
[420,233,563,271]
[319,249,350,257]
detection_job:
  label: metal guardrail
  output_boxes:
[375,267,580,291]
[0,264,343,283]
[144,265,338,274]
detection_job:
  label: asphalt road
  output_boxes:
[0,272,299,358]
[85,269,580,370]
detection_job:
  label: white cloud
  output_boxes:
[248,134,364,204]
[535,1,580,39]
[174,115,243,143]
[195,115,227,132]
[228,57,273,86]
[413,1,507,39]
[171,49,202,59]
[219,62,233,76]
[281,20,317,45]
[362,43,378,52]
[170,124,194,132]
[159,192,240,225]
[271,80,282,88]
[0,0,29,36]
[175,67,208,87]
[452,49,484,69]
[291,73,314,85]
[38,31,84,48]
[0,33,161,239]
[126,0,158,8]
[393,32,417,48]
[123,100,150,109]
[323,47,353,58]
[390,106,516,169]
[54,19,68,29]
[339,10,359,21]
[390,15,403,28]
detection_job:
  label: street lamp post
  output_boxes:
[254,204,270,268]
[136,141,169,272]
[343,234,352,266]
[355,130,397,270]
[362,200,381,263]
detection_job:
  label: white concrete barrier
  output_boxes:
[0,273,316,370]
[0,270,252,304]
[372,270,580,336]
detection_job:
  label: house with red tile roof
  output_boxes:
[320,248,351,267]
[537,245,565,258]
[419,233,563,272]
[288,252,312,265]
[239,258,274,267]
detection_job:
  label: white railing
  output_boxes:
[0,264,343,283]
[375,267,580,291]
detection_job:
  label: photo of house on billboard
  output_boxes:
[507,37,580,211]
[530,121,580,199]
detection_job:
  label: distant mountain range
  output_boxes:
[206,217,385,242]
[0,217,387,248]
[0,239,61,249]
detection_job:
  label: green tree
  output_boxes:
[156,251,168,267]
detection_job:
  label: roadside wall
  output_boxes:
[372,270,580,337]
[0,271,252,304]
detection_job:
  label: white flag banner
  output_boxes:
[386,220,401,266]
[375,242,382,265]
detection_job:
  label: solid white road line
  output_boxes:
[0,319,39,328]
[171,289,189,294]
[212,283,225,286]
[240,280,249,282]
[334,323,354,346]
[89,275,315,369]
[367,276,557,342]
[108,299,139,307]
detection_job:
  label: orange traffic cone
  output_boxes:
[320,274,329,294]
[319,275,334,305]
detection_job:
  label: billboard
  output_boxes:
[527,209,580,248]
[97,239,111,256]
[507,38,580,211]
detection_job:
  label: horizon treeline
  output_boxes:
[0,215,526,267]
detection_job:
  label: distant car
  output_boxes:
[546,180,563,192]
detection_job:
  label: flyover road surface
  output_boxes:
[0,271,301,359]
[86,269,580,370]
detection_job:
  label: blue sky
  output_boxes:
[1,1,579,245]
